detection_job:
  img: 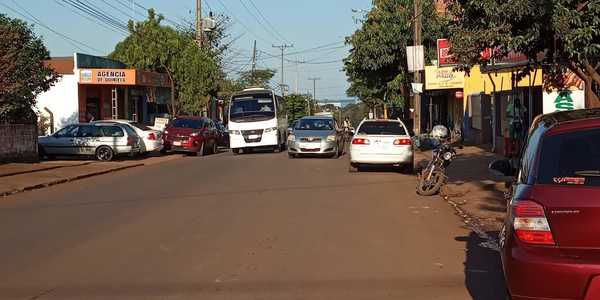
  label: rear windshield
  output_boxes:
[538,128,600,186]
[172,119,204,129]
[357,121,406,135]
[295,118,334,130]
[130,122,152,131]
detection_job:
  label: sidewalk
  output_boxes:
[416,146,508,232]
[0,153,184,197]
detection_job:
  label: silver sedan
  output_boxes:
[287,116,346,158]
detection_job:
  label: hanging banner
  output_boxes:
[543,90,585,114]
[406,45,424,72]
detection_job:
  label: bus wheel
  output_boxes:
[232,148,240,155]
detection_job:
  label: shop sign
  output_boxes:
[437,39,458,66]
[543,90,585,114]
[425,66,465,90]
[407,45,424,72]
[79,69,136,85]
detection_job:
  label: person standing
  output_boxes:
[505,98,527,157]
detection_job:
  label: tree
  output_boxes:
[238,69,276,89]
[110,9,220,115]
[284,93,312,123]
[448,0,600,107]
[0,14,59,123]
[344,0,448,111]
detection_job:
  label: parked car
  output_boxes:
[214,120,230,147]
[287,116,345,158]
[93,119,162,154]
[348,119,413,172]
[162,116,218,156]
[38,123,141,161]
[490,109,600,300]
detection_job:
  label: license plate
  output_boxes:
[249,134,260,139]
[300,143,319,149]
[173,141,182,146]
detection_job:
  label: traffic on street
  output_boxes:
[2,0,600,299]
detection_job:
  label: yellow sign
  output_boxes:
[425,66,465,90]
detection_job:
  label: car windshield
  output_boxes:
[538,128,600,186]
[171,119,203,129]
[230,94,275,122]
[358,121,406,135]
[295,118,334,130]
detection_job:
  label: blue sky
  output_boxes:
[0,0,372,102]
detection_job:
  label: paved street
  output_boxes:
[0,152,502,300]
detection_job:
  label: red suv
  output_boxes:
[162,117,218,156]
[491,109,600,300]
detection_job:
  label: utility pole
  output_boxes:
[413,0,422,134]
[272,44,294,93]
[308,77,321,116]
[196,0,203,47]
[295,58,305,94]
[251,40,257,73]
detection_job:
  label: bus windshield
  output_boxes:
[230,93,275,122]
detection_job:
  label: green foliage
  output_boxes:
[110,9,220,115]
[341,102,370,127]
[284,93,312,123]
[344,0,448,107]
[449,0,600,99]
[0,14,59,123]
[238,69,276,89]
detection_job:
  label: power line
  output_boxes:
[61,0,129,33]
[1,1,104,54]
[247,0,289,43]
[214,0,273,44]
[53,0,126,35]
[238,0,282,43]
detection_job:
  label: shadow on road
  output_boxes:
[456,232,507,300]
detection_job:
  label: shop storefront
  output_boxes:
[36,53,172,135]
[78,68,171,124]
[422,65,465,134]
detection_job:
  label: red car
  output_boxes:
[162,116,219,156]
[491,109,600,300]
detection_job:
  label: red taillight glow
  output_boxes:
[513,200,555,245]
[147,132,156,140]
[393,138,412,146]
[352,138,370,145]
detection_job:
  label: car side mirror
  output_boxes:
[489,159,515,177]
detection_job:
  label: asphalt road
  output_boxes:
[0,150,503,300]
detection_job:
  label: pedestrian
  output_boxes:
[505,98,527,157]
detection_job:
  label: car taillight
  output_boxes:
[393,138,411,145]
[147,132,156,140]
[513,200,555,245]
[352,138,370,145]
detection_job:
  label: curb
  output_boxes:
[1,163,144,197]
[0,162,95,178]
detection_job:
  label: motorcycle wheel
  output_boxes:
[416,169,445,196]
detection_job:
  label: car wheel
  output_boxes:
[331,148,339,159]
[95,146,114,161]
[211,140,218,154]
[196,142,205,157]
[349,163,359,173]
[288,153,295,159]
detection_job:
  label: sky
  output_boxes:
[0,0,372,104]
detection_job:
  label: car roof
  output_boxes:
[536,109,600,134]
[299,116,334,120]
[174,116,208,120]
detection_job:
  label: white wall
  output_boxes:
[36,74,79,134]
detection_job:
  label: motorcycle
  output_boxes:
[416,139,457,196]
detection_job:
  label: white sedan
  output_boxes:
[93,120,163,154]
[348,119,414,172]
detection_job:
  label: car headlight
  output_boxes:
[288,134,296,142]
[264,127,278,133]
[326,135,336,142]
[190,132,200,137]
[230,130,241,135]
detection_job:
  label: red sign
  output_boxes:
[437,39,458,66]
